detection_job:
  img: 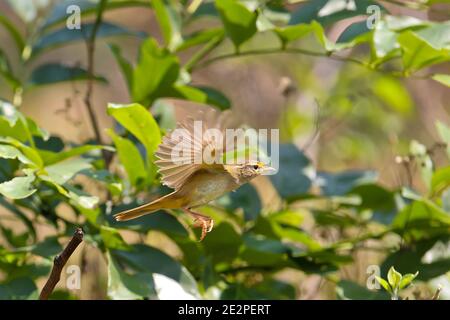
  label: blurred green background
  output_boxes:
[0,0,449,300]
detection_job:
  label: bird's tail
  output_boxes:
[114,192,183,221]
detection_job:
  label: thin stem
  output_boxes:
[192,46,432,80]
[84,0,110,164]
[184,34,225,72]
[39,228,84,300]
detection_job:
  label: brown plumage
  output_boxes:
[114,108,274,240]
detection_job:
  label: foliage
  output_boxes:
[376,266,418,300]
[0,0,449,300]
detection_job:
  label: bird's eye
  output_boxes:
[252,165,259,170]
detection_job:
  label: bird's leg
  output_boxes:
[182,208,214,241]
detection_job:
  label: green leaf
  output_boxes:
[28,63,106,86]
[336,20,372,46]
[131,38,180,103]
[387,266,402,289]
[375,276,391,293]
[372,20,399,59]
[42,0,149,30]
[398,31,450,73]
[166,85,231,110]
[381,237,450,281]
[176,28,224,52]
[0,144,33,165]
[269,144,311,201]
[32,22,144,58]
[348,184,397,225]
[109,44,133,92]
[289,0,385,27]
[41,144,113,166]
[106,251,155,300]
[30,236,62,258]
[203,222,242,264]
[0,103,48,144]
[100,226,131,250]
[0,137,43,168]
[276,21,340,52]
[0,14,25,52]
[399,272,418,289]
[336,280,389,300]
[44,158,92,185]
[432,74,450,87]
[414,22,450,50]
[241,233,289,267]
[110,243,200,299]
[318,170,377,196]
[385,15,427,30]
[215,0,258,50]
[274,24,315,46]
[39,174,99,209]
[107,103,161,166]
[152,0,182,50]
[106,129,147,187]
[372,76,413,113]
[392,199,450,240]
[0,278,37,300]
[219,183,261,220]
[222,279,296,300]
[0,173,36,199]
[0,49,20,89]
[431,166,450,196]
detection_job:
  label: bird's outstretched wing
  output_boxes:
[155,108,236,190]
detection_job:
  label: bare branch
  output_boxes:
[83,0,112,165]
[39,228,84,300]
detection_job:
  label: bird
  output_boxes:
[114,107,275,240]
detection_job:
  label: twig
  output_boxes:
[83,0,112,165]
[39,228,84,300]
[191,47,432,80]
[301,99,322,151]
[184,34,224,72]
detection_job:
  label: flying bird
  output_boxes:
[114,108,275,240]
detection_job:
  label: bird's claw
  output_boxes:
[192,217,214,241]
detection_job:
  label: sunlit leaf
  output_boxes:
[0,174,36,199]
[44,158,92,185]
[100,226,131,250]
[107,103,161,179]
[106,129,147,187]
[152,0,182,50]
[432,74,450,87]
[131,38,180,103]
[215,0,258,50]
[398,31,450,73]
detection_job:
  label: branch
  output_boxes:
[191,47,431,79]
[184,34,225,72]
[83,0,112,165]
[39,228,84,300]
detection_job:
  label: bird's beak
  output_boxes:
[260,165,277,175]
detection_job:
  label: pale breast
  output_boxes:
[184,171,239,208]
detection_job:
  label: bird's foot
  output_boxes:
[183,209,214,241]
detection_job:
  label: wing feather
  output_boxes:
[155,108,236,190]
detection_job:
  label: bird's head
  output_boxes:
[225,161,276,185]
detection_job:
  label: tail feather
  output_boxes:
[114,192,183,221]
